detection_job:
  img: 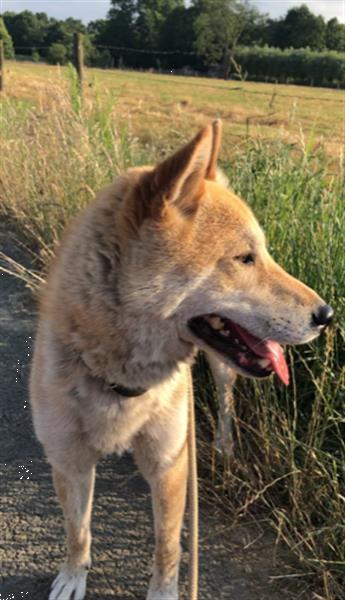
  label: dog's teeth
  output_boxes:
[258,358,271,368]
[238,353,248,365]
[207,316,223,330]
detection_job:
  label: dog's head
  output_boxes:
[120,121,332,384]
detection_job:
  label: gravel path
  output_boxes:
[0,229,299,600]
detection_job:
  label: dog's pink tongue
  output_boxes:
[233,325,290,385]
[262,341,289,386]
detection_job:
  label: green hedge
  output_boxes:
[234,46,345,88]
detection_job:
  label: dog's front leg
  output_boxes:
[49,465,96,600]
[134,397,188,600]
[144,444,188,600]
[148,444,188,600]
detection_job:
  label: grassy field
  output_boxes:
[4,61,345,158]
[1,62,344,599]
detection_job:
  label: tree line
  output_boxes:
[0,1,344,85]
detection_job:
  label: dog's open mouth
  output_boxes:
[188,314,289,385]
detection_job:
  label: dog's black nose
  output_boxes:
[312,304,334,327]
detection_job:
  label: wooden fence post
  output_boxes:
[0,41,4,92]
[73,32,84,88]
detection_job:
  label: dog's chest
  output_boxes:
[75,369,187,456]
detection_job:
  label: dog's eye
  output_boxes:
[237,253,255,265]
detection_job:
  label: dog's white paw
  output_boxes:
[146,573,178,600]
[48,565,88,600]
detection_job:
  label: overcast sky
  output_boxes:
[1,1,344,24]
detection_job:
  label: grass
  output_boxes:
[3,61,345,159]
[1,64,344,599]
[196,142,345,599]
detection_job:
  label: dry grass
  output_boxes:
[3,61,345,160]
[1,64,344,599]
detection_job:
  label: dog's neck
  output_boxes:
[46,190,196,390]
[75,309,196,390]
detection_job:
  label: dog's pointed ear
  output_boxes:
[151,122,218,217]
[206,119,222,181]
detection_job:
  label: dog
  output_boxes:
[30,120,333,600]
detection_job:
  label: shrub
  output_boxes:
[31,50,40,63]
[234,46,345,87]
[47,43,68,66]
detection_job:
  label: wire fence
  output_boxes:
[12,44,198,55]
[3,38,345,98]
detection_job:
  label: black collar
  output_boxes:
[108,382,147,397]
[77,352,148,398]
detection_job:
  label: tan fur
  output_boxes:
[30,121,327,600]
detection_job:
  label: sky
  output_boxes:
[0,0,344,24]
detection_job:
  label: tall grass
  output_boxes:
[1,73,344,599]
[196,141,345,598]
[0,76,142,271]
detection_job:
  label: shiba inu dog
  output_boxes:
[30,120,333,600]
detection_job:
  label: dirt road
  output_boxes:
[0,229,298,600]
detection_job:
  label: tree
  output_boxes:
[0,16,15,58]
[279,4,326,50]
[87,19,108,38]
[326,18,345,52]
[90,1,138,69]
[47,42,68,65]
[44,17,85,61]
[95,1,187,68]
[159,5,197,53]
[136,0,183,49]
[105,0,137,46]
[238,10,269,46]
[45,18,84,48]
[193,0,257,78]
[3,10,46,55]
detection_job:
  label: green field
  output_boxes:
[1,62,344,599]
